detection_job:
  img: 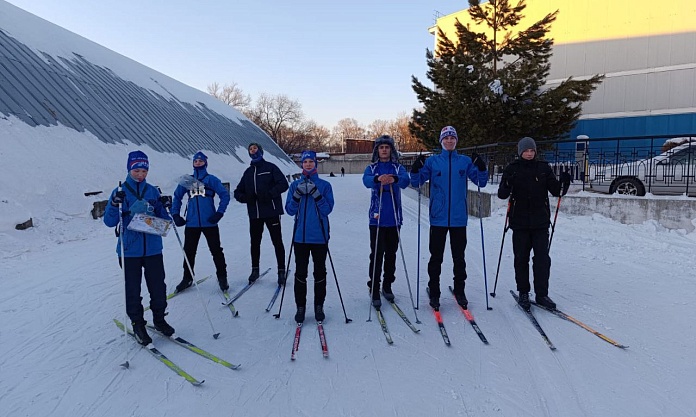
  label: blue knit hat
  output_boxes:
[439,126,458,143]
[193,151,208,169]
[127,150,149,171]
[301,150,317,164]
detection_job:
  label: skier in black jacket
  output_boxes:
[497,137,571,311]
[234,143,290,284]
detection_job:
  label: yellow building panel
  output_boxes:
[435,0,696,46]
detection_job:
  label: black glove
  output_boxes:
[257,190,272,203]
[111,190,126,207]
[310,186,322,201]
[172,214,186,227]
[559,172,572,196]
[410,155,426,174]
[208,212,224,224]
[159,195,172,209]
[471,152,486,172]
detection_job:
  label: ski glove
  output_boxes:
[410,155,426,174]
[111,190,126,207]
[208,212,224,224]
[296,180,316,195]
[471,152,487,172]
[172,214,186,227]
[559,171,573,196]
[292,188,302,202]
[159,195,172,209]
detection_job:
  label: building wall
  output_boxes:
[432,0,696,139]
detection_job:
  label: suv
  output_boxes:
[588,142,696,196]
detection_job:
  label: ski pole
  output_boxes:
[548,196,562,252]
[166,206,220,339]
[367,186,384,322]
[490,198,511,298]
[117,181,130,369]
[314,198,352,323]
[389,184,421,323]
[416,151,423,308]
[274,214,299,319]
[477,184,492,310]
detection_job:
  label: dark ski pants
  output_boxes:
[427,226,468,298]
[368,225,399,289]
[512,227,551,297]
[249,216,286,271]
[120,254,167,324]
[182,226,227,282]
[293,243,328,307]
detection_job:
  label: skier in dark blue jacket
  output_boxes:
[285,150,334,323]
[234,143,289,285]
[171,152,231,292]
[410,126,488,310]
[362,135,410,308]
[104,150,175,346]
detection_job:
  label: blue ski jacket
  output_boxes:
[171,167,230,228]
[104,176,171,257]
[285,173,334,244]
[410,150,488,227]
[362,161,410,227]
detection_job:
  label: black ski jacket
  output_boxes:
[497,159,562,230]
[234,159,289,219]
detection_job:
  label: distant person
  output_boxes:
[171,152,231,293]
[497,137,572,311]
[285,150,335,323]
[341,167,345,177]
[329,171,336,177]
[233,143,289,285]
[409,126,488,310]
[104,150,175,345]
[362,135,410,308]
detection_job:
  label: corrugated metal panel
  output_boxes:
[0,29,289,163]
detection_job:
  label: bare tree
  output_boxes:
[366,119,392,139]
[392,112,423,152]
[207,81,252,110]
[277,120,327,155]
[331,118,366,153]
[245,93,304,142]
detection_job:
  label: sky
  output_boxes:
[3,111,696,416]
[5,0,461,129]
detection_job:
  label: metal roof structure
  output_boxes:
[0,2,289,163]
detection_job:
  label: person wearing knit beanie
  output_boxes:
[171,150,231,293]
[497,136,572,312]
[234,143,290,285]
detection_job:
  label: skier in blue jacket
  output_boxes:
[362,135,410,308]
[171,151,231,292]
[410,126,488,310]
[285,150,334,323]
[104,150,175,346]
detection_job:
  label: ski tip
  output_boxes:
[193,380,205,386]
[345,318,353,323]
[213,333,221,339]
[234,311,239,317]
[119,361,130,369]
[273,314,280,319]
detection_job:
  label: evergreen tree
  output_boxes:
[410,0,603,149]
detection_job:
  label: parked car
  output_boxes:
[588,142,696,196]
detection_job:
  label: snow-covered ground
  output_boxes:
[2,136,696,416]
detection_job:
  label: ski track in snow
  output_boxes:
[2,175,696,416]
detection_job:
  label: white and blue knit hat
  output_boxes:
[439,126,458,143]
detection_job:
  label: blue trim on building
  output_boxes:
[569,113,696,140]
